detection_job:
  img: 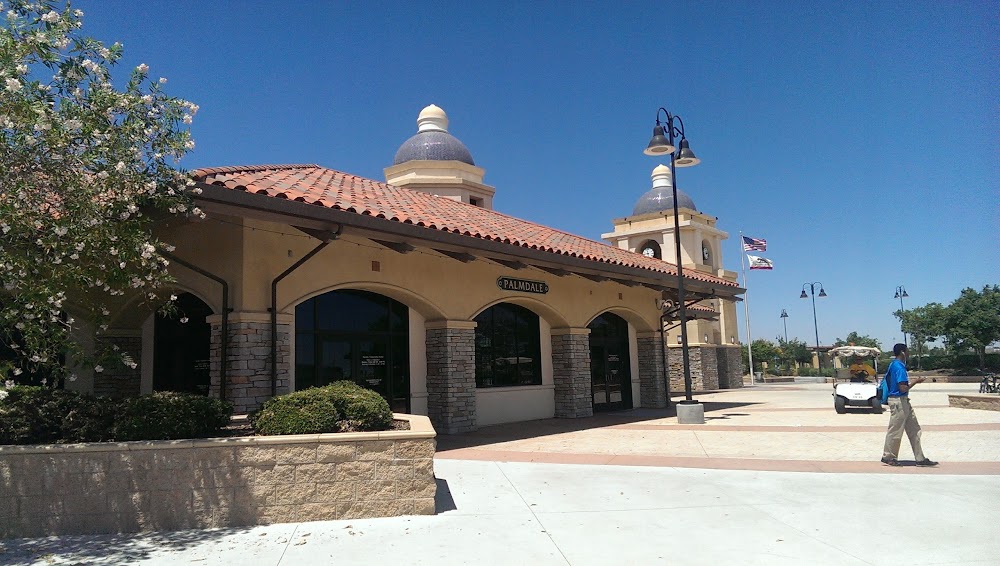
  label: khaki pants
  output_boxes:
[882,396,926,461]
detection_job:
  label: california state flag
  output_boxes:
[747,255,774,270]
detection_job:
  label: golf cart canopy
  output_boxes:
[828,346,882,358]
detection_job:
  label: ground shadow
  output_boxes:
[0,526,254,565]
[434,478,457,514]
[436,395,763,451]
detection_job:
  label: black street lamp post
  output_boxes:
[643,108,701,420]
[894,285,909,349]
[780,309,789,342]
[800,282,827,368]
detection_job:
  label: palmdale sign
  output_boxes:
[497,276,549,294]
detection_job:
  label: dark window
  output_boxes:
[295,289,409,412]
[154,293,212,396]
[474,303,542,388]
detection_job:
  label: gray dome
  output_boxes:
[632,187,697,215]
[393,130,475,166]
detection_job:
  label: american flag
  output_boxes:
[742,235,767,251]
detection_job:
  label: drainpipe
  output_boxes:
[270,226,341,397]
[163,253,231,401]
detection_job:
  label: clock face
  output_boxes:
[702,245,710,261]
[642,246,656,258]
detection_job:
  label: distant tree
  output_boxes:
[741,339,778,373]
[777,337,812,367]
[833,332,881,350]
[895,302,945,366]
[942,285,1000,368]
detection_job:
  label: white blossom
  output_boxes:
[136,63,149,74]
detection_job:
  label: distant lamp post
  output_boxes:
[894,285,909,349]
[643,107,702,424]
[800,282,827,368]
[780,309,789,342]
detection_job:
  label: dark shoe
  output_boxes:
[915,459,938,467]
[881,456,900,466]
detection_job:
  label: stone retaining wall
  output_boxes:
[0,415,436,539]
[948,394,1000,412]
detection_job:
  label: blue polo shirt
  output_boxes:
[884,359,909,398]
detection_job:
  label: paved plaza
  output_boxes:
[2,382,999,565]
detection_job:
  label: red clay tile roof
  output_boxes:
[191,164,738,288]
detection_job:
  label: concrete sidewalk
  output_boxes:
[2,459,998,565]
[2,383,999,565]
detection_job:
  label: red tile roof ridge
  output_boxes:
[191,164,739,288]
[191,164,321,176]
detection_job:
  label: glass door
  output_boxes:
[588,313,633,412]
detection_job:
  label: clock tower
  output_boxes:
[602,165,742,389]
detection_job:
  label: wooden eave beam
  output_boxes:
[435,249,476,263]
[371,239,415,254]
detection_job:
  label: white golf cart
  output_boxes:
[829,345,883,414]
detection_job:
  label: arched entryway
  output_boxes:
[153,292,212,395]
[588,312,633,411]
[295,289,410,412]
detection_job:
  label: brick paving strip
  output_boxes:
[435,447,1000,475]
[610,422,1000,432]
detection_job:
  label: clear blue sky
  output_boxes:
[82,0,997,350]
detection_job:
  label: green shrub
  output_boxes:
[251,386,344,435]
[60,394,118,443]
[0,386,75,445]
[0,386,117,444]
[327,380,393,431]
[251,381,393,436]
[114,392,232,441]
[0,387,232,445]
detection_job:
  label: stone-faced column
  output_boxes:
[636,331,667,408]
[698,346,719,390]
[551,328,593,418]
[208,312,291,414]
[716,346,730,388]
[669,346,722,392]
[722,346,744,388]
[424,320,477,434]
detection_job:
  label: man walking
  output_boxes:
[881,343,937,466]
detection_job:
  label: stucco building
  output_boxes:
[73,105,745,434]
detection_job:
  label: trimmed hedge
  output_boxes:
[0,386,232,445]
[114,392,234,441]
[251,381,393,436]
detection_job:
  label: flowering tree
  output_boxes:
[1,1,201,387]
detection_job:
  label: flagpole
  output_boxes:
[740,232,754,385]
